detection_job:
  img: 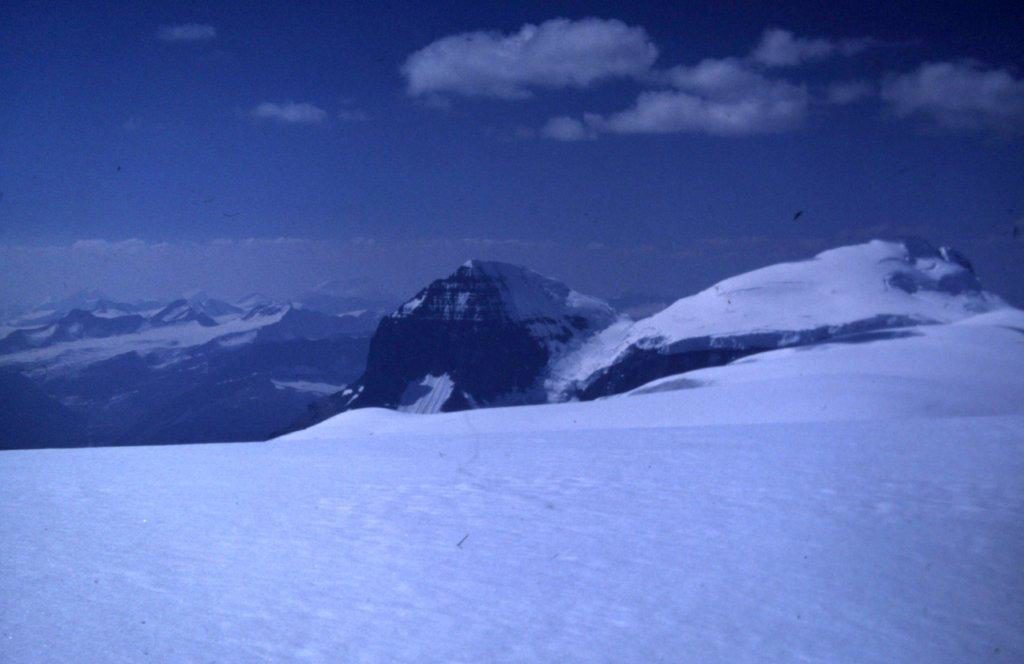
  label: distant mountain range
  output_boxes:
[3,237,1010,449]
[0,291,394,448]
[286,238,1007,434]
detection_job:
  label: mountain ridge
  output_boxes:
[289,237,1011,434]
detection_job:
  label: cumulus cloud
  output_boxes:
[664,57,772,93]
[396,21,1020,141]
[401,17,658,99]
[597,88,808,136]
[157,23,217,42]
[536,26,883,140]
[251,102,328,125]
[545,57,810,139]
[750,28,873,67]
[881,61,1024,132]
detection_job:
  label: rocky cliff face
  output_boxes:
[288,238,1007,436]
[300,261,615,423]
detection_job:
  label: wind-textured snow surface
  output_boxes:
[3,293,1023,662]
[2,417,1023,663]
[292,308,1024,438]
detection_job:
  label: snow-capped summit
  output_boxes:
[180,292,243,320]
[290,260,617,427]
[393,259,615,340]
[149,299,219,328]
[3,291,162,329]
[242,302,290,321]
[558,238,1006,398]
[235,292,275,310]
[623,238,994,344]
[292,238,1011,428]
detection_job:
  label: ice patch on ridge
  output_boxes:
[273,380,347,396]
[398,374,455,413]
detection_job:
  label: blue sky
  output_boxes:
[1,0,1022,306]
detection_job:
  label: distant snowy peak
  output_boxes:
[0,309,146,354]
[88,300,145,319]
[243,303,290,321]
[7,292,161,328]
[255,306,377,342]
[181,292,243,319]
[36,289,110,312]
[235,293,275,310]
[394,259,615,343]
[630,238,999,346]
[149,300,219,328]
[565,238,1008,399]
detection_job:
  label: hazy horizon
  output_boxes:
[3,1,1022,308]
[1,230,1022,311]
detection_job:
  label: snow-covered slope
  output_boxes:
[4,359,1023,661]
[287,307,1024,439]
[4,250,1023,661]
[556,238,1005,398]
[294,238,1007,430]
[636,239,993,336]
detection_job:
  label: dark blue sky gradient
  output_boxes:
[1,0,1022,305]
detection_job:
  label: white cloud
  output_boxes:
[404,21,1024,141]
[597,88,807,136]
[827,80,875,105]
[157,24,217,43]
[750,28,873,67]
[545,57,810,139]
[881,61,1024,132]
[251,102,328,125]
[401,17,658,99]
[665,57,772,93]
